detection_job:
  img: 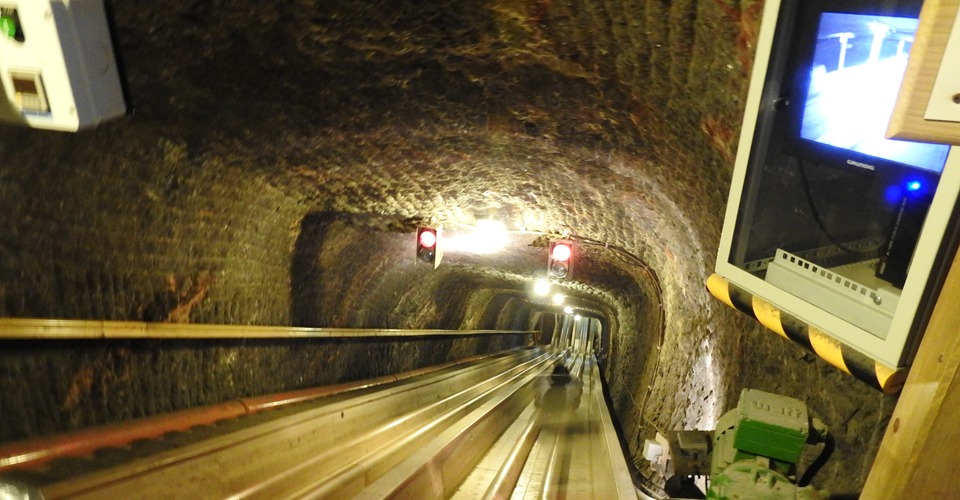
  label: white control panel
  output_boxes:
[0,0,125,131]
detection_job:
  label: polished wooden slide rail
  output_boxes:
[0,347,637,499]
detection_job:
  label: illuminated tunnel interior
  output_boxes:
[0,1,898,495]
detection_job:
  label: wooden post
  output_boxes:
[862,249,960,498]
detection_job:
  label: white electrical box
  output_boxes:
[715,0,960,369]
[0,0,125,131]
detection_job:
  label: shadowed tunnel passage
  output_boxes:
[0,0,897,495]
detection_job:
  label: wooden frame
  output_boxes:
[888,0,960,145]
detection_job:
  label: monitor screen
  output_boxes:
[798,12,950,173]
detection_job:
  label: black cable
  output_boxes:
[796,158,875,255]
[798,433,835,487]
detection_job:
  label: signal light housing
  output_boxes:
[416,226,443,268]
[548,240,573,279]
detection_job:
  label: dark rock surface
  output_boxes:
[0,0,893,494]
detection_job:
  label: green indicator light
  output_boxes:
[0,16,16,39]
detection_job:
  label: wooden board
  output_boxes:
[888,0,960,145]
[861,249,960,497]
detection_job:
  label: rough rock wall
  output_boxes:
[0,131,304,324]
[0,335,530,443]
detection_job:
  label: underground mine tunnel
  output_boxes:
[4,0,953,497]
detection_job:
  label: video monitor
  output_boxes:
[790,10,951,175]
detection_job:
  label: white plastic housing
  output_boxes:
[0,0,125,131]
[642,439,663,462]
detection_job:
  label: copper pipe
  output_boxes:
[0,401,248,471]
[0,351,506,472]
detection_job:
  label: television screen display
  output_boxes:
[798,12,951,173]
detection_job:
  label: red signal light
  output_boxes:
[416,226,443,267]
[551,242,572,262]
[548,240,574,279]
[419,230,437,249]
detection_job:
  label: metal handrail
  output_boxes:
[0,318,537,339]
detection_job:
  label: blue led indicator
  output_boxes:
[884,185,904,204]
[907,181,922,192]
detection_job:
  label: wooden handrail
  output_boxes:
[0,318,535,339]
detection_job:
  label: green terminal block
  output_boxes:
[659,389,828,499]
[733,389,808,464]
[0,16,15,38]
[710,388,811,478]
[0,7,22,41]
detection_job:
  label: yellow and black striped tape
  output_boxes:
[706,274,907,394]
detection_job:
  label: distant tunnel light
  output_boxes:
[563,306,574,314]
[552,293,565,305]
[534,279,551,296]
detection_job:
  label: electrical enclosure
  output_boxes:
[716,0,960,369]
[0,0,125,131]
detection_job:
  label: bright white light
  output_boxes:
[867,21,890,36]
[563,306,574,314]
[444,219,508,255]
[551,293,565,305]
[574,314,581,320]
[474,219,508,247]
[685,338,721,430]
[533,279,551,296]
